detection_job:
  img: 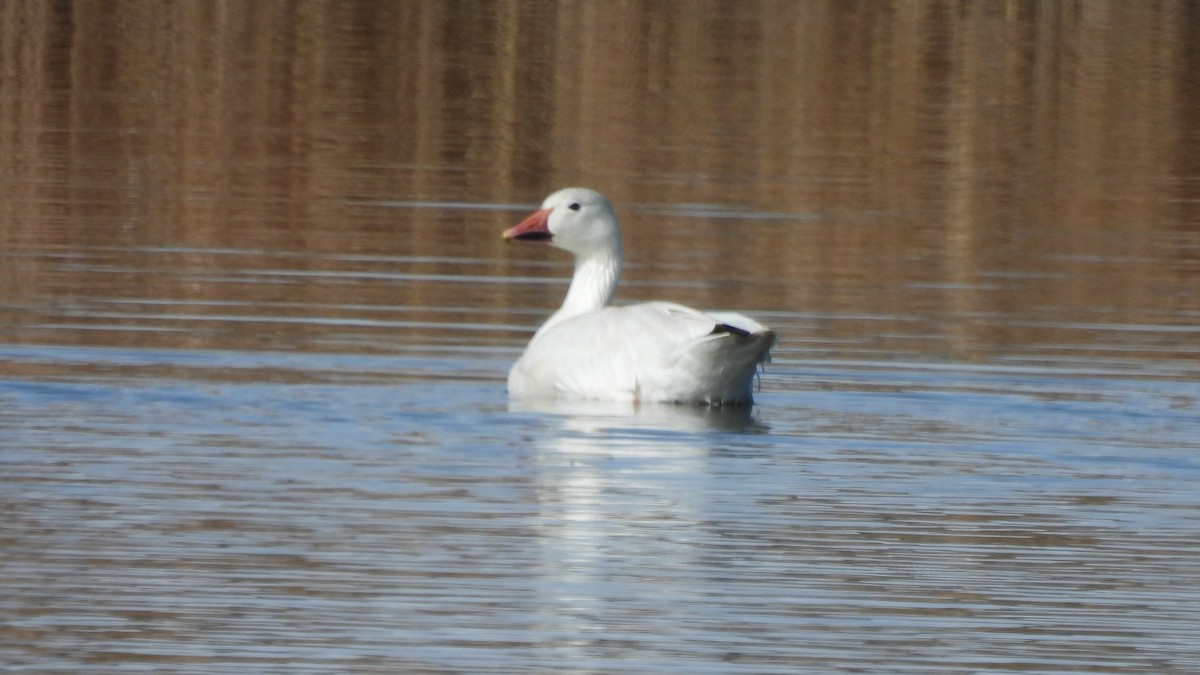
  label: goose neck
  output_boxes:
[532,251,621,340]
[562,252,621,315]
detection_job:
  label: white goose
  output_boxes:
[504,187,776,406]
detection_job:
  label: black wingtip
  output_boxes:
[709,323,752,338]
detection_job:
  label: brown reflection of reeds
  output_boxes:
[0,1,1196,358]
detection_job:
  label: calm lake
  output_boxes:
[2,2,1199,672]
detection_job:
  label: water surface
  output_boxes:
[2,2,1199,672]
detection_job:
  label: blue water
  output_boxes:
[3,343,1198,672]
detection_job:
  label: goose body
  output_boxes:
[504,188,775,406]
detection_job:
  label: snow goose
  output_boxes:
[503,187,775,406]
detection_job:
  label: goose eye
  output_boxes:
[568,202,581,211]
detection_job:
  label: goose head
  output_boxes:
[503,187,622,260]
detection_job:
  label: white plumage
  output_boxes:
[504,187,775,406]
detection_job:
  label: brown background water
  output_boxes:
[2,1,1199,672]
